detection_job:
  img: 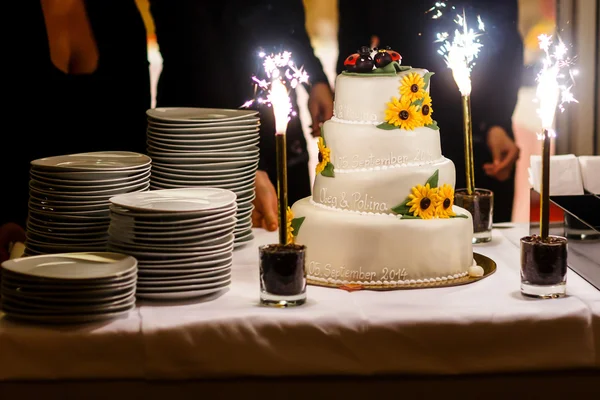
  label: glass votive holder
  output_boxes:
[520,235,568,298]
[454,188,494,244]
[259,244,306,307]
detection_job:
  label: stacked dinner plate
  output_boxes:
[26,151,151,256]
[146,108,259,248]
[0,252,137,324]
[107,188,237,301]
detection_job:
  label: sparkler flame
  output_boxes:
[535,34,578,133]
[242,51,309,134]
[436,10,484,96]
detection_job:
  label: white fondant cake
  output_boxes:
[290,54,474,289]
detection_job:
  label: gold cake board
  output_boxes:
[307,253,496,291]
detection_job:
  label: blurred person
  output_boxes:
[148,0,334,230]
[0,0,150,261]
[337,0,522,222]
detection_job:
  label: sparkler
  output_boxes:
[534,34,577,239]
[244,51,309,245]
[436,10,484,195]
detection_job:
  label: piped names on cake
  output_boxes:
[336,149,435,170]
[334,103,378,122]
[308,261,408,281]
[319,188,387,212]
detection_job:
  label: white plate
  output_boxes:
[108,234,233,252]
[1,293,136,313]
[148,117,259,128]
[137,260,232,275]
[30,182,150,198]
[151,159,259,171]
[151,169,255,184]
[235,229,254,241]
[109,217,236,239]
[31,151,151,171]
[148,147,259,158]
[146,107,258,123]
[108,241,233,261]
[29,174,150,192]
[30,170,151,186]
[1,304,136,324]
[137,252,233,268]
[109,208,237,228]
[109,224,235,246]
[147,124,260,133]
[150,180,255,194]
[147,132,259,145]
[109,188,237,213]
[136,279,230,294]
[137,270,231,287]
[1,284,136,304]
[1,252,137,280]
[150,172,254,187]
[135,285,228,301]
[29,167,151,181]
[150,162,258,177]
[147,138,259,153]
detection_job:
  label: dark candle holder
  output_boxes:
[454,188,494,243]
[520,235,567,298]
[259,244,306,307]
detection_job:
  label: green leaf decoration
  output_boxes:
[376,122,399,130]
[423,72,435,90]
[411,98,424,108]
[451,214,469,219]
[391,197,411,215]
[400,214,421,219]
[321,133,327,146]
[321,162,335,177]
[398,65,412,71]
[425,170,439,188]
[425,120,439,130]
[291,216,306,236]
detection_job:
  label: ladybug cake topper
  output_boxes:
[344,46,402,73]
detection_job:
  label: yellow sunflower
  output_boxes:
[400,72,426,102]
[406,183,438,219]
[435,184,456,218]
[385,97,424,130]
[286,206,295,244]
[316,137,331,174]
[419,93,434,125]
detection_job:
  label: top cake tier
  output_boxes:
[333,68,431,124]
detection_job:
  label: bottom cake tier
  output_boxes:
[291,197,474,289]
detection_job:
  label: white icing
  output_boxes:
[292,198,474,283]
[313,157,456,213]
[333,68,430,123]
[309,198,396,217]
[324,120,443,172]
[468,265,485,277]
[330,116,381,125]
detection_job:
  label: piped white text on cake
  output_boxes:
[308,261,408,281]
[336,150,435,170]
[319,188,388,212]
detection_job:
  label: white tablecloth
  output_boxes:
[1,225,599,381]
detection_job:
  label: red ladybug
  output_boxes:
[344,53,360,72]
[387,48,402,63]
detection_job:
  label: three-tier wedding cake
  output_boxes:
[290,48,475,289]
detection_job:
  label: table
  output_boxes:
[1,224,599,398]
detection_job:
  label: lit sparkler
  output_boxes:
[244,51,309,245]
[534,34,577,239]
[436,10,484,195]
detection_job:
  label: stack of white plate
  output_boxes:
[107,188,237,301]
[146,108,259,248]
[0,252,137,324]
[26,152,152,256]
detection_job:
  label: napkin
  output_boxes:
[577,156,600,194]
[529,154,584,195]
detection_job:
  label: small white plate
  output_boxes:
[30,170,151,186]
[148,117,259,128]
[146,107,258,123]
[31,151,151,171]
[1,252,137,280]
[109,188,236,213]
[137,271,231,287]
[29,167,151,181]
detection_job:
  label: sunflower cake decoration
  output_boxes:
[286,206,305,244]
[391,170,468,219]
[316,135,335,177]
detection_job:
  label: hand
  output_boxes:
[252,170,278,231]
[307,82,334,137]
[483,126,520,182]
[0,222,26,262]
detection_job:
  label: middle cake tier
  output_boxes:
[323,119,443,171]
[313,157,455,214]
